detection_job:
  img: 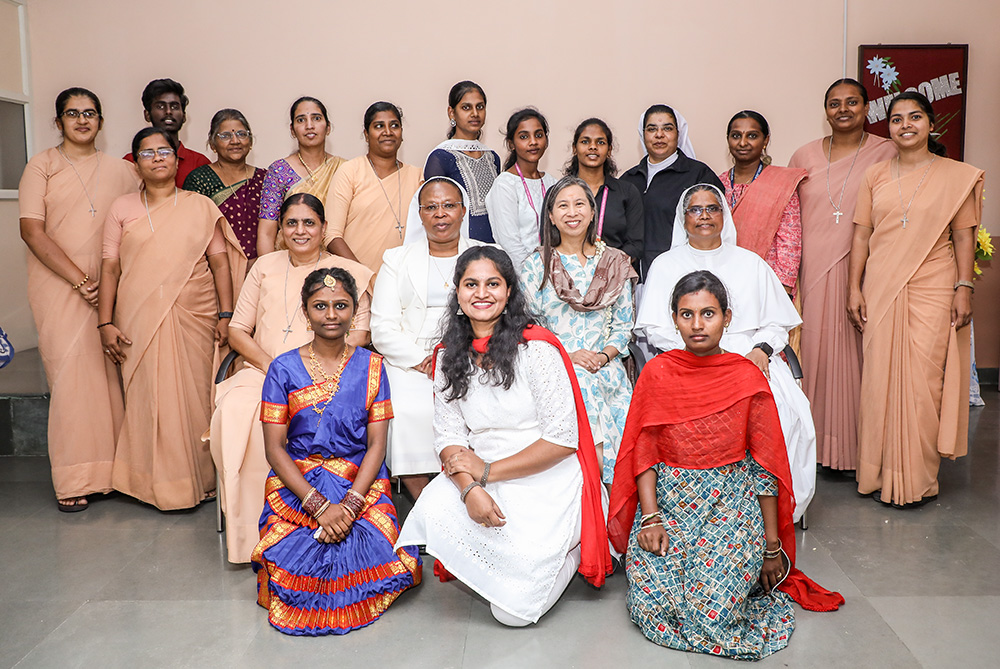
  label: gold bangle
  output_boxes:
[954,280,975,293]
[71,274,89,291]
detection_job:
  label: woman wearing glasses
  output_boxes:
[621,105,722,279]
[99,127,246,510]
[257,97,345,257]
[183,109,266,262]
[18,87,140,512]
[635,185,817,522]
[371,177,483,500]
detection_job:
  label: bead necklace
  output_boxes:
[297,152,329,182]
[368,156,404,238]
[143,186,178,232]
[307,342,351,420]
[825,132,865,224]
[57,145,102,217]
[894,156,937,229]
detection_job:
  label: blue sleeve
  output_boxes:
[424,149,453,180]
[368,357,393,422]
[260,355,291,423]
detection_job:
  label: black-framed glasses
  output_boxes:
[418,202,462,214]
[62,109,99,119]
[685,205,723,217]
[215,130,251,141]
[136,148,175,160]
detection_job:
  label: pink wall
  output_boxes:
[4,0,997,364]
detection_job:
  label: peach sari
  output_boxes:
[789,136,897,470]
[108,191,245,510]
[854,158,983,505]
[18,148,139,498]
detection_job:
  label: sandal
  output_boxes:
[57,496,89,513]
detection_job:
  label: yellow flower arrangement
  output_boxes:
[975,227,993,276]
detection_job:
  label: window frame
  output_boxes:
[0,0,32,199]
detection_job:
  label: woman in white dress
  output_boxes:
[634,184,816,520]
[485,109,558,272]
[396,245,612,626]
[371,177,483,500]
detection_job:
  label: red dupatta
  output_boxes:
[726,165,806,259]
[434,324,613,588]
[608,349,843,612]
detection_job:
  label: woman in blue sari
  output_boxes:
[252,266,421,636]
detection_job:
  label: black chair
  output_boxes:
[213,350,241,533]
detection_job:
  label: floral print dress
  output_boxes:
[520,250,634,483]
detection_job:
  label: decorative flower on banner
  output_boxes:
[865,56,901,93]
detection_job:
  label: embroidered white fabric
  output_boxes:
[396,340,583,623]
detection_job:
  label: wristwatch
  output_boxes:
[752,342,774,358]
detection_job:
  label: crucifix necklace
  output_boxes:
[825,132,865,224]
[368,156,404,238]
[281,251,324,341]
[58,145,101,217]
[894,156,936,229]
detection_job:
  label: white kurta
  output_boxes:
[635,243,817,520]
[396,340,583,622]
[485,171,558,272]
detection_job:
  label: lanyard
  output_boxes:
[727,162,764,210]
[515,163,546,224]
[596,184,609,240]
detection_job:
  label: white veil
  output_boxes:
[402,176,471,246]
[670,183,738,249]
[638,104,696,159]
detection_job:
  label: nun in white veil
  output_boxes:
[634,183,816,520]
[637,106,697,159]
[371,176,484,499]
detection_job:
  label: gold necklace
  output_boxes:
[297,151,329,182]
[307,342,350,417]
[220,163,250,199]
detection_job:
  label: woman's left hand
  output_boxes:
[758,554,786,593]
[315,503,354,543]
[746,348,771,381]
[215,318,230,347]
[445,447,485,481]
[951,288,973,329]
[569,349,604,374]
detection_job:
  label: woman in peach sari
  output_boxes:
[848,92,983,508]
[18,87,139,511]
[788,79,896,471]
[99,127,246,510]
[211,193,373,562]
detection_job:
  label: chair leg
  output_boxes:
[798,509,808,531]
[216,473,224,533]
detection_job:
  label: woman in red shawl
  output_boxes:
[609,270,842,660]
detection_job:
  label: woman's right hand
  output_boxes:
[569,349,603,373]
[100,325,132,365]
[76,277,100,307]
[413,354,435,379]
[637,525,669,556]
[464,486,506,528]
[846,288,867,333]
[315,503,354,543]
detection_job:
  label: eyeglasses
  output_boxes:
[685,205,723,217]
[215,130,251,141]
[418,202,462,214]
[136,148,176,160]
[62,110,99,119]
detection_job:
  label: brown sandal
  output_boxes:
[57,496,89,513]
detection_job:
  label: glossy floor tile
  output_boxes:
[1,389,998,668]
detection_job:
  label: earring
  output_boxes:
[761,148,772,166]
[306,321,313,332]
[450,119,457,127]
[350,316,357,330]
[456,307,463,315]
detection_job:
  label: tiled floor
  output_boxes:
[1,390,998,668]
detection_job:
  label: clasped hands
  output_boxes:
[313,503,355,543]
[445,448,506,528]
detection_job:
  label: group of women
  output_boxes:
[18,75,981,658]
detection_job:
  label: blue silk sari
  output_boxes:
[252,347,421,635]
